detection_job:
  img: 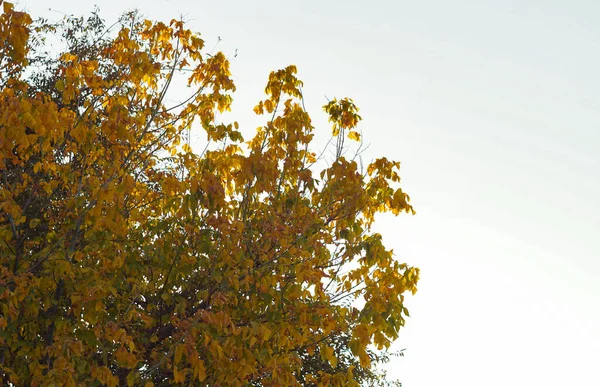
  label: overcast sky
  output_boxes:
[21,0,600,386]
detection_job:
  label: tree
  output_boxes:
[0,2,419,385]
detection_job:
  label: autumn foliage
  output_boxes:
[0,2,419,385]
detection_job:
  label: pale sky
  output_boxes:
[21,0,600,386]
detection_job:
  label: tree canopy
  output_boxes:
[0,2,419,385]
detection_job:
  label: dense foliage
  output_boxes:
[0,2,418,385]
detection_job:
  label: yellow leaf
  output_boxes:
[253,102,264,115]
[174,344,185,364]
[264,99,273,113]
[108,375,119,387]
[3,1,14,13]
[55,79,65,92]
[173,366,185,383]
[348,131,361,141]
[322,345,337,367]
[197,360,206,381]
[126,372,135,387]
